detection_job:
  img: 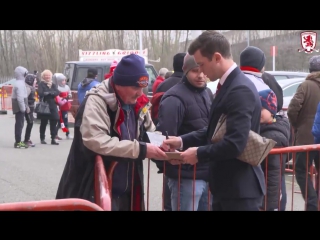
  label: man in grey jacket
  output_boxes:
[12,66,29,148]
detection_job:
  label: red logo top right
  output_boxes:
[298,31,319,54]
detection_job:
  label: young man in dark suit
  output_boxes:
[162,30,266,211]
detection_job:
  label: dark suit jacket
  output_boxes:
[181,67,266,200]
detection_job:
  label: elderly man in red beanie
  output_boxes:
[56,54,168,211]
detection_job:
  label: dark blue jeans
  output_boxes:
[167,177,212,211]
[163,175,172,211]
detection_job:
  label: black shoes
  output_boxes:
[51,139,59,145]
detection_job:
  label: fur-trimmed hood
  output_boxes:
[306,71,320,83]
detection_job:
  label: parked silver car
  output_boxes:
[207,71,308,94]
[265,71,308,81]
[277,78,305,117]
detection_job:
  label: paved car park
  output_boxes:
[0,112,306,210]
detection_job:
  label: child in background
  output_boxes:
[258,89,290,211]
[53,73,72,140]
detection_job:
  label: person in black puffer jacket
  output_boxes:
[24,74,37,147]
[258,89,290,211]
[155,54,213,211]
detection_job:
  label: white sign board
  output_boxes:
[79,48,148,63]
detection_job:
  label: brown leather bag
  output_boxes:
[211,114,276,166]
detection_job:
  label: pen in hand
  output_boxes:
[159,131,170,152]
[164,131,172,152]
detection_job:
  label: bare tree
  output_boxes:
[0,30,316,82]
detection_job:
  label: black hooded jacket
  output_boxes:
[260,115,290,210]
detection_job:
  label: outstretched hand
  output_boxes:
[146,143,168,160]
[180,147,198,165]
[161,136,182,152]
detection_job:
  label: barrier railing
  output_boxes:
[0,199,103,211]
[97,144,320,211]
[0,155,112,211]
[94,155,112,210]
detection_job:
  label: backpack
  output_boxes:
[150,91,165,125]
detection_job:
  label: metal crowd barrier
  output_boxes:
[96,144,320,211]
[0,199,104,211]
[0,85,13,114]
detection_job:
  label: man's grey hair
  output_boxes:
[159,68,169,77]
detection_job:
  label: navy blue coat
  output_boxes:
[181,67,266,200]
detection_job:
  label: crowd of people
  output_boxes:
[11,30,320,211]
[12,69,73,148]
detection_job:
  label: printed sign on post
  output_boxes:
[79,49,148,62]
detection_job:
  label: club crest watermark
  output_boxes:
[298,31,319,54]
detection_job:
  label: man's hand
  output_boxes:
[161,136,182,151]
[180,147,198,165]
[146,143,168,160]
[26,107,30,113]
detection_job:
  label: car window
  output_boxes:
[72,67,103,90]
[288,75,307,79]
[274,75,289,81]
[145,66,156,92]
[283,83,301,97]
[64,63,74,84]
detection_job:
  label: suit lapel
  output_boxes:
[209,67,241,120]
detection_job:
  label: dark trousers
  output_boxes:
[295,151,319,211]
[111,193,131,211]
[280,176,287,211]
[212,196,263,211]
[40,119,58,140]
[14,111,25,143]
[24,107,34,142]
[163,175,172,211]
[57,111,69,136]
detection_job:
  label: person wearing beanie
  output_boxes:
[23,74,37,147]
[54,73,73,140]
[77,68,100,105]
[163,30,266,211]
[152,67,169,95]
[56,54,168,211]
[155,52,186,93]
[288,55,320,211]
[261,72,283,113]
[155,53,213,211]
[259,89,277,122]
[258,89,290,211]
[150,52,186,211]
[104,60,118,80]
[240,46,270,92]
